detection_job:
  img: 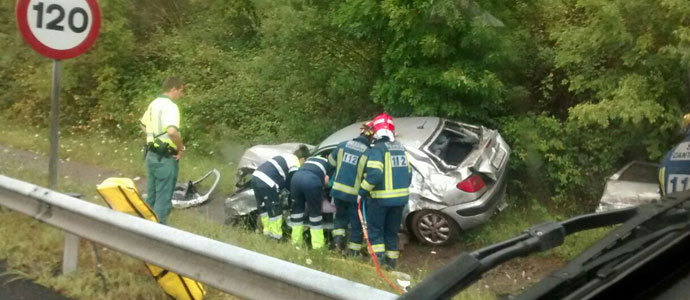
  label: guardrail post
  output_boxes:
[62,233,79,274]
[62,193,82,274]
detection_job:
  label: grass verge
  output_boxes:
[0,120,613,299]
[0,155,498,299]
[0,118,238,196]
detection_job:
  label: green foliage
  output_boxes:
[332,0,526,126]
[2,0,690,212]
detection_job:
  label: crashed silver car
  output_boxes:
[596,161,661,212]
[226,117,510,246]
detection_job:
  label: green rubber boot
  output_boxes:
[291,224,304,245]
[310,228,325,250]
[260,215,270,236]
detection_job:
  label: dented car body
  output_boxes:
[225,117,510,246]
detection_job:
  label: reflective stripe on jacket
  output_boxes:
[359,137,412,206]
[254,154,301,190]
[299,156,333,184]
[329,135,370,201]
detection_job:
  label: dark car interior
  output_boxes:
[428,124,480,168]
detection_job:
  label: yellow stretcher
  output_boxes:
[96,177,206,300]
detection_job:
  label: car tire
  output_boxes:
[410,210,459,246]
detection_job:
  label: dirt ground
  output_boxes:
[1,143,566,298]
[397,235,565,296]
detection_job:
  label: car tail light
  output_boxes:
[457,175,485,192]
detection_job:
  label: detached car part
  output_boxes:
[172,169,221,209]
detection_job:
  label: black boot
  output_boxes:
[375,252,385,265]
[331,235,345,251]
[347,249,361,257]
[384,257,397,270]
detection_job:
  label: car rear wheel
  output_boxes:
[411,210,459,246]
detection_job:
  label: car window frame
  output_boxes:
[420,119,463,173]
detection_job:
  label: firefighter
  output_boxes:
[359,113,412,269]
[659,113,690,196]
[329,122,374,254]
[289,155,334,249]
[251,145,310,240]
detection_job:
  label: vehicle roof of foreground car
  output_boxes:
[316,117,442,151]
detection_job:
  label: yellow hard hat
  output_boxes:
[360,121,374,137]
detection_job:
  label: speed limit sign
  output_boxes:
[15,0,101,275]
[16,0,101,59]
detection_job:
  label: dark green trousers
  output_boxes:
[145,152,179,224]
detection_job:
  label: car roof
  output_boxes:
[315,117,441,151]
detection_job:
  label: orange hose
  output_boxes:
[357,197,404,295]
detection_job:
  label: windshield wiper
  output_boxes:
[517,195,690,300]
[401,192,690,300]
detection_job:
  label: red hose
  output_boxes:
[357,197,404,295]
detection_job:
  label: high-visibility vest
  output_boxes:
[359,138,412,206]
[140,95,180,149]
[329,135,370,201]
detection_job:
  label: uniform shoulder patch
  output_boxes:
[386,142,405,152]
[346,140,368,153]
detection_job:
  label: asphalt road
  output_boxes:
[0,261,70,300]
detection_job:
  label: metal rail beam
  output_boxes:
[0,175,397,300]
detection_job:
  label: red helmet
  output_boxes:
[372,113,395,140]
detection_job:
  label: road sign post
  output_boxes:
[16,0,101,275]
[49,60,61,189]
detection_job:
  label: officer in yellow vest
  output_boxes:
[140,77,185,224]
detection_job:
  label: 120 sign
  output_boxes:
[32,2,88,33]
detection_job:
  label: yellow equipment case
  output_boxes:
[96,177,206,300]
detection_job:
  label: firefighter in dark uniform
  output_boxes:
[329,122,374,254]
[252,145,310,240]
[660,114,690,196]
[359,113,412,269]
[289,156,334,249]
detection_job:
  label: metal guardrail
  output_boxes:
[0,175,397,300]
